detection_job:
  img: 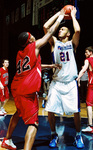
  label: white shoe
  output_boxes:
[0,110,5,116]
[1,107,7,114]
[82,126,93,133]
[1,138,17,150]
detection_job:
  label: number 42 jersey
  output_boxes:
[53,40,78,82]
[11,42,41,95]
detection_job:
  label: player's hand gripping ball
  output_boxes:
[63,5,73,20]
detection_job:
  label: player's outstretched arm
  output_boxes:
[43,11,60,34]
[71,7,81,51]
[43,9,65,46]
[35,9,65,57]
[41,64,62,69]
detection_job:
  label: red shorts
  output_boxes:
[12,91,39,125]
[86,84,93,106]
[0,86,9,102]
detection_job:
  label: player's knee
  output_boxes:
[29,122,39,130]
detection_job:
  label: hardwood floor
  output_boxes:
[4,95,89,118]
[0,95,93,150]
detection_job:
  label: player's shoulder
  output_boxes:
[86,57,93,60]
[86,57,93,63]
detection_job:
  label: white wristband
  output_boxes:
[57,15,64,23]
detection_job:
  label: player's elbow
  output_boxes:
[43,24,45,30]
[43,25,49,34]
[75,29,80,35]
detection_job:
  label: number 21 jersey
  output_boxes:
[53,40,78,82]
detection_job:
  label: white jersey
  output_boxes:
[52,40,78,82]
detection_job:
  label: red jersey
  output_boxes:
[87,57,93,84]
[11,42,41,95]
[0,67,9,86]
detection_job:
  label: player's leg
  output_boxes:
[22,93,39,150]
[82,86,93,133]
[1,111,19,150]
[24,124,37,150]
[86,87,93,126]
[6,111,20,138]
[46,81,64,148]
[74,112,84,148]
[0,101,5,115]
[0,89,5,115]
[1,101,8,114]
[48,112,58,148]
[1,86,9,114]
[82,106,93,133]
[87,106,92,125]
[73,81,84,148]
[48,112,56,132]
[74,112,81,132]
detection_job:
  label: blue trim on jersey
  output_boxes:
[76,80,80,112]
[51,51,55,64]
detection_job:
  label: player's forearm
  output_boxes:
[47,11,65,36]
[41,64,51,69]
[77,60,89,80]
[72,15,80,33]
[36,20,60,52]
[36,11,64,51]
[43,11,60,33]
[48,21,60,35]
[77,70,85,81]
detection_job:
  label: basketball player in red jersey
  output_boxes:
[0,59,9,115]
[1,8,65,150]
[77,46,93,133]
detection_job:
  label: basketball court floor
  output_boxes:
[0,96,93,150]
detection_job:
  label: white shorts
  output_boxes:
[45,80,80,115]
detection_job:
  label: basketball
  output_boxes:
[63,5,73,20]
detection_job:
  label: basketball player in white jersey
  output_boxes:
[43,7,84,149]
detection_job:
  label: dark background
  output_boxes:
[0,0,93,89]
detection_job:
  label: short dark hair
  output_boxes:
[18,32,30,47]
[85,46,93,53]
[2,59,9,64]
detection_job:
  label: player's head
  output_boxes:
[18,32,35,47]
[85,46,93,58]
[2,59,9,68]
[58,26,70,40]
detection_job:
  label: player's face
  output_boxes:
[3,60,9,68]
[58,27,69,38]
[85,50,91,58]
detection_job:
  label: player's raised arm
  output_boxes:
[71,7,81,51]
[43,11,60,34]
[43,9,65,46]
[35,9,65,57]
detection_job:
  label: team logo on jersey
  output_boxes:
[58,45,72,51]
